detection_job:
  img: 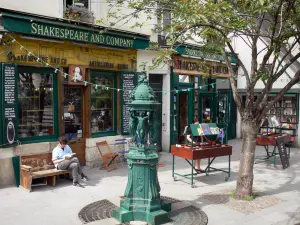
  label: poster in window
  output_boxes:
[1,64,18,145]
[68,65,86,85]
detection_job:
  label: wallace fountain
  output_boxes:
[78,73,208,225]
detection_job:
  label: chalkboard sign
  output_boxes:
[276,136,290,169]
[2,64,18,145]
[121,72,137,134]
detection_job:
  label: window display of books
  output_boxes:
[260,95,298,138]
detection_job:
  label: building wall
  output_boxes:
[234,36,300,91]
[0,141,57,187]
[93,2,157,41]
[0,0,61,18]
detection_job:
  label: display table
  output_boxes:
[171,144,232,188]
[255,133,292,166]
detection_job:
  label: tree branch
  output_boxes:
[258,69,300,121]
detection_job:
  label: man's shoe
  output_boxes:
[81,174,89,181]
[73,181,84,188]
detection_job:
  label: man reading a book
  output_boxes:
[52,136,89,188]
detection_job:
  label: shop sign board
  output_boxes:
[2,12,149,50]
[1,64,18,145]
[173,55,229,77]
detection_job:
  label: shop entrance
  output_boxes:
[63,86,86,164]
[178,92,189,136]
[149,74,163,151]
[217,93,229,143]
[199,93,216,123]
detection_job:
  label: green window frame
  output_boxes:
[17,67,59,144]
[90,71,117,138]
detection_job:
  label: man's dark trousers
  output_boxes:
[57,158,82,182]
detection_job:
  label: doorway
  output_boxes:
[178,92,188,136]
[199,93,216,123]
[149,74,163,151]
[63,86,86,163]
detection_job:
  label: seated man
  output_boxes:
[52,136,89,188]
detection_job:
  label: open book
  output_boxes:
[64,153,76,159]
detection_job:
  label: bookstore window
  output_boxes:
[18,69,55,139]
[90,73,115,134]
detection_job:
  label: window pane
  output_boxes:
[202,96,212,123]
[18,72,54,138]
[91,75,114,133]
[75,0,89,8]
[63,87,83,140]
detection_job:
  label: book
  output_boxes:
[211,127,220,135]
[64,153,76,159]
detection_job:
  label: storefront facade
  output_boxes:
[170,46,237,147]
[0,9,149,185]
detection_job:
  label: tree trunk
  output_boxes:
[235,119,259,199]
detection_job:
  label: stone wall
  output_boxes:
[85,135,129,168]
[0,141,56,187]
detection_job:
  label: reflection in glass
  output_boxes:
[64,87,83,140]
[90,76,114,133]
[218,96,227,124]
[202,96,212,123]
[18,72,54,138]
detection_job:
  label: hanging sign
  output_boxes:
[121,72,137,134]
[1,64,18,145]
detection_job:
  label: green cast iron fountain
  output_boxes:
[112,73,171,225]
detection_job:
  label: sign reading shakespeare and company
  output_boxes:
[173,55,229,76]
[7,52,67,64]
[2,12,149,50]
[184,48,225,62]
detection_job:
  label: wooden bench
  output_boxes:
[20,152,70,192]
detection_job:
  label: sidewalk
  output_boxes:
[0,139,299,225]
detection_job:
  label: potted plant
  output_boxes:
[64,5,95,24]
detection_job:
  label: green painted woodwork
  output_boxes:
[227,87,237,140]
[0,64,2,146]
[2,10,149,50]
[113,73,170,225]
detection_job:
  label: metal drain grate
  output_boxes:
[78,199,117,224]
[78,197,208,225]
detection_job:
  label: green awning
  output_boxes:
[0,9,149,50]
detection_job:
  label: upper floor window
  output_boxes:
[64,0,94,23]
[64,0,90,10]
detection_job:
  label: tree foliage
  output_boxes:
[101,0,300,198]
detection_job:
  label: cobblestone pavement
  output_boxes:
[0,139,300,225]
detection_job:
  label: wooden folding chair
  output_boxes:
[96,141,119,172]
